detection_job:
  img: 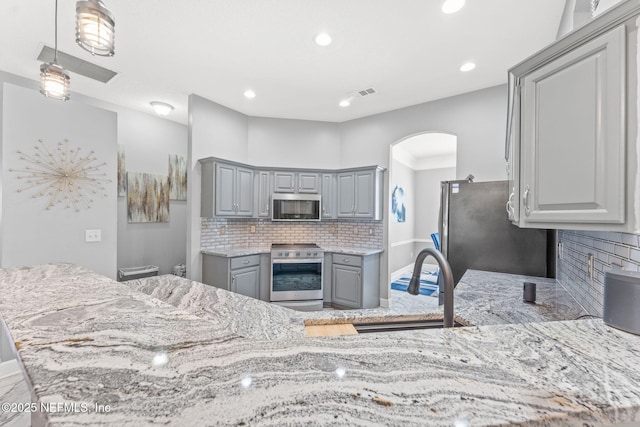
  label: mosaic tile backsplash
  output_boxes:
[201,218,383,250]
[557,229,640,316]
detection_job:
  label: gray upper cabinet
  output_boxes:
[273,171,320,194]
[200,157,385,221]
[520,25,625,225]
[200,159,254,218]
[337,168,384,220]
[507,3,640,231]
[256,170,271,218]
[321,173,336,219]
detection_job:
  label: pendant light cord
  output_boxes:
[54,0,59,63]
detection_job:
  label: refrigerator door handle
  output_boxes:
[523,186,531,216]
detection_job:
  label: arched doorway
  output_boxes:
[386,132,457,305]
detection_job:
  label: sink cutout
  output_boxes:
[353,319,464,333]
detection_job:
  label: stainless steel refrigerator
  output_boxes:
[438,180,553,290]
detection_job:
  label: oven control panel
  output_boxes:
[273,251,322,259]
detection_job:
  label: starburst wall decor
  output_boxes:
[9,139,111,211]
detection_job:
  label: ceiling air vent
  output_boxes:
[357,87,377,97]
[37,46,118,83]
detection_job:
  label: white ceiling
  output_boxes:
[0,1,565,125]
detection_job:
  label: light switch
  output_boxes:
[85,229,101,242]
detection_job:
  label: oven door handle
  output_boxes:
[271,258,324,264]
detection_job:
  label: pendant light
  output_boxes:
[75,0,115,56]
[40,0,70,101]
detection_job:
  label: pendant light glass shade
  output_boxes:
[40,0,70,101]
[40,62,71,101]
[75,0,115,56]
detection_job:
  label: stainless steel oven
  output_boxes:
[270,243,323,311]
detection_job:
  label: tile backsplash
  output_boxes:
[201,218,383,250]
[557,230,640,316]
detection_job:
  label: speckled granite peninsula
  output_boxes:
[1,263,640,426]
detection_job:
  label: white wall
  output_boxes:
[187,95,249,281]
[117,111,188,275]
[2,83,117,278]
[248,117,340,169]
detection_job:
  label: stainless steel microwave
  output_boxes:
[271,194,321,221]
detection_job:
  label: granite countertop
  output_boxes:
[201,245,384,257]
[1,263,640,426]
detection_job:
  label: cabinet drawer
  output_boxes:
[231,255,260,269]
[332,253,362,267]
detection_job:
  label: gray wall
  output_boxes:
[117,110,188,275]
[187,94,249,281]
[389,159,416,273]
[188,86,509,303]
[0,70,188,279]
[248,117,340,169]
[340,85,507,300]
[2,83,117,278]
[414,167,457,242]
[338,85,507,181]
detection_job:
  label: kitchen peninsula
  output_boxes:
[1,263,640,426]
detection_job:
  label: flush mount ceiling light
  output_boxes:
[150,101,174,116]
[442,0,466,14]
[315,32,332,47]
[244,89,256,99]
[75,0,115,56]
[339,98,352,108]
[460,62,476,72]
[40,0,70,101]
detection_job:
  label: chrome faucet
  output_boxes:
[407,248,455,328]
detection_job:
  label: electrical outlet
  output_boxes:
[369,228,373,235]
[85,229,101,243]
[250,225,256,233]
[354,226,359,234]
[220,226,226,235]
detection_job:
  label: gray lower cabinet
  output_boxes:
[202,254,260,299]
[330,253,380,309]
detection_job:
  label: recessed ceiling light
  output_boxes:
[244,89,256,99]
[442,0,465,14]
[150,101,174,116]
[315,33,332,47]
[339,99,351,108]
[460,62,476,72]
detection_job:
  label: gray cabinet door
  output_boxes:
[273,172,296,193]
[354,170,374,218]
[215,163,237,216]
[298,173,320,193]
[332,264,361,308]
[337,172,355,217]
[256,171,271,217]
[321,173,335,218]
[231,266,259,299]
[236,167,254,216]
[520,25,625,225]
